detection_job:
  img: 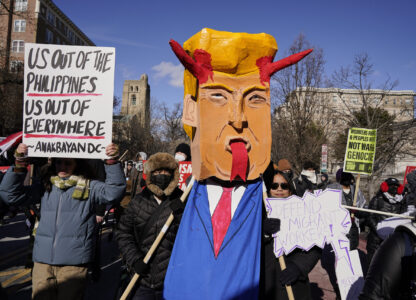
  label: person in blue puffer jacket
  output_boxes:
[0,143,126,300]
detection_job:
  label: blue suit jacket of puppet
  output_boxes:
[163,179,263,300]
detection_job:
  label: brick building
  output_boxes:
[0,0,94,134]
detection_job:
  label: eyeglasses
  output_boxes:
[270,182,289,190]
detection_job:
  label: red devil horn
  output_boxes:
[169,39,213,84]
[257,49,313,84]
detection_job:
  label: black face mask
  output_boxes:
[388,186,398,196]
[151,174,171,190]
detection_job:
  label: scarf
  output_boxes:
[383,192,403,204]
[301,170,317,184]
[50,175,90,200]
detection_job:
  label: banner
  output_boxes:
[404,166,416,185]
[23,44,115,159]
[343,128,377,175]
[178,162,192,190]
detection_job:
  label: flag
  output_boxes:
[0,131,23,156]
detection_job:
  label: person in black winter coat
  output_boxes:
[260,168,321,300]
[293,161,318,197]
[360,221,416,300]
[115,153,184,300]
[366,177,407,264]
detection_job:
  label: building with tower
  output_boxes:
[120,74,150,129]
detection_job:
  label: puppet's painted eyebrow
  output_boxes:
[243,86,267,96]
[201,84,233,93]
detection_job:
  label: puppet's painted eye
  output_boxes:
[248,94,266,103]
[209,92,227,105]
[211,93,226,99]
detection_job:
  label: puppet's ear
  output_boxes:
[182,94,198,127]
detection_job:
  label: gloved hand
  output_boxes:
[104,143,120,165]
[133,260,149,276]
[279,262,302,285]
[169,198,185,216]
[14,143,29,171]
[263,218,281,236]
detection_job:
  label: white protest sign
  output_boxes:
[266,189,363,300]
[23,44,115,159]
[336,249,364,300]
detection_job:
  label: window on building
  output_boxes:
[384,99,388,105]
[56,36,61,44]
[62,24,68,36]
[56,18,61,30]
[393,99,396,105]
[131,95,136,106]
[11,40,24,52]
[405,99,412,105]
[136,86,138,92]
[67,30,74,43]
[14,20,26,32]
[47,10,55,25]
[130,86,133,92]
[10,60,23,72]
[46,29,53,43]
[40,4,46,16]
[15,0,27,12]
[332,95,337,102]
[351,97,358,104]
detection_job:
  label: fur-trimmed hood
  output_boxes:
[144,152,179,197]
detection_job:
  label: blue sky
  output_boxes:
[54,0,416,112]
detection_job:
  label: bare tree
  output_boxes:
[330,53,416,196]
[271,34,329,172]
[161,102,186,143]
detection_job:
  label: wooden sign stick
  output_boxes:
[342,205,414,220]
[120,177,195,300]
[351,174,361,219]
[119,150,129,161]
[262,190,295,300]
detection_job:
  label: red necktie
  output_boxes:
[212,187,233,258]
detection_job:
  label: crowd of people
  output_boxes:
[0,142,415,300]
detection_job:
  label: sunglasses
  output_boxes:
[270,182,289,190]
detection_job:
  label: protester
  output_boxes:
[174,143,191,162]
[366,177,407,264]
[261,169,321,300]
[130,152,147,197]
[293,161,318,197]
[317,173,330,190]
[328,168,367,250]
[125,160,134,179]
[115,152,184,300]
[359,171,416,300]
[322,168,367,299]
[0,143,126,300]
[276,158,294,181]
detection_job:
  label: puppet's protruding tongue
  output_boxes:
[230,141,248,182]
